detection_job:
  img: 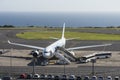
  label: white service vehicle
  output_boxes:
[95,52,112,59]
[80,53,96,63]
[79,51,112,63]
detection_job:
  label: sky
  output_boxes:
[0,0,120,12]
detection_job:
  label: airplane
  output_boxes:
[8,23,112,66]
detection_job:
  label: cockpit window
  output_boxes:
[43,49,48,53]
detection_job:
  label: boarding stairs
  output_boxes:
[56,47,77,62]
[55,52,71,64]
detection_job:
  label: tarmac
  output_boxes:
[0,50,119,67]
[0,50,120,77]
[0,29,120,77]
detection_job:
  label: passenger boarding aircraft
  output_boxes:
[8,23,111,66]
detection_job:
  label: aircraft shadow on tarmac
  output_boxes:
[0,55,32,60]
[0,55,44,66]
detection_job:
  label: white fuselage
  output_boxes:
[42,37,66,59]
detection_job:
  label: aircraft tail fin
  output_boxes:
[61,23,65,38]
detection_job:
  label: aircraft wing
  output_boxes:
[66,44,112,50]
[66,37,80,40]
[8,40,44,50]
[49,37,59,40]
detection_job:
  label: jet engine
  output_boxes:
[30,50,40,58]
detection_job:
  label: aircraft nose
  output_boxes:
[43,52,51,58]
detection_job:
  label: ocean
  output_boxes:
[0,12,120,27]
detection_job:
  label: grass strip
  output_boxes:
[16,31,120,40]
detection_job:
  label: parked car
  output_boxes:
[61,74,68,80]
[27,74,33,79]
[98,76,104,80]
[33,74,40,79]
[68,75,76,80]
[91,76,97,80]
[76,76,82,80]
[84,76,90,80]
[2,76,12,80]
[107,76,112,80]
[47,74,54,80]
[19,73,27,79]
[54,75,60,80]
[114,76,119,80]
[40,74,47,79]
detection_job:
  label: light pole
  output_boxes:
[64,60,65,74]
[9,48,12,77]
[63,54,66,75]
[32,57,36,76]
[91,59,96,76]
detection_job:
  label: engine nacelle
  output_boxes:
[31,50,40,58]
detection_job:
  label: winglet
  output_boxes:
[104,43,112,46]
[8,40,11,44]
